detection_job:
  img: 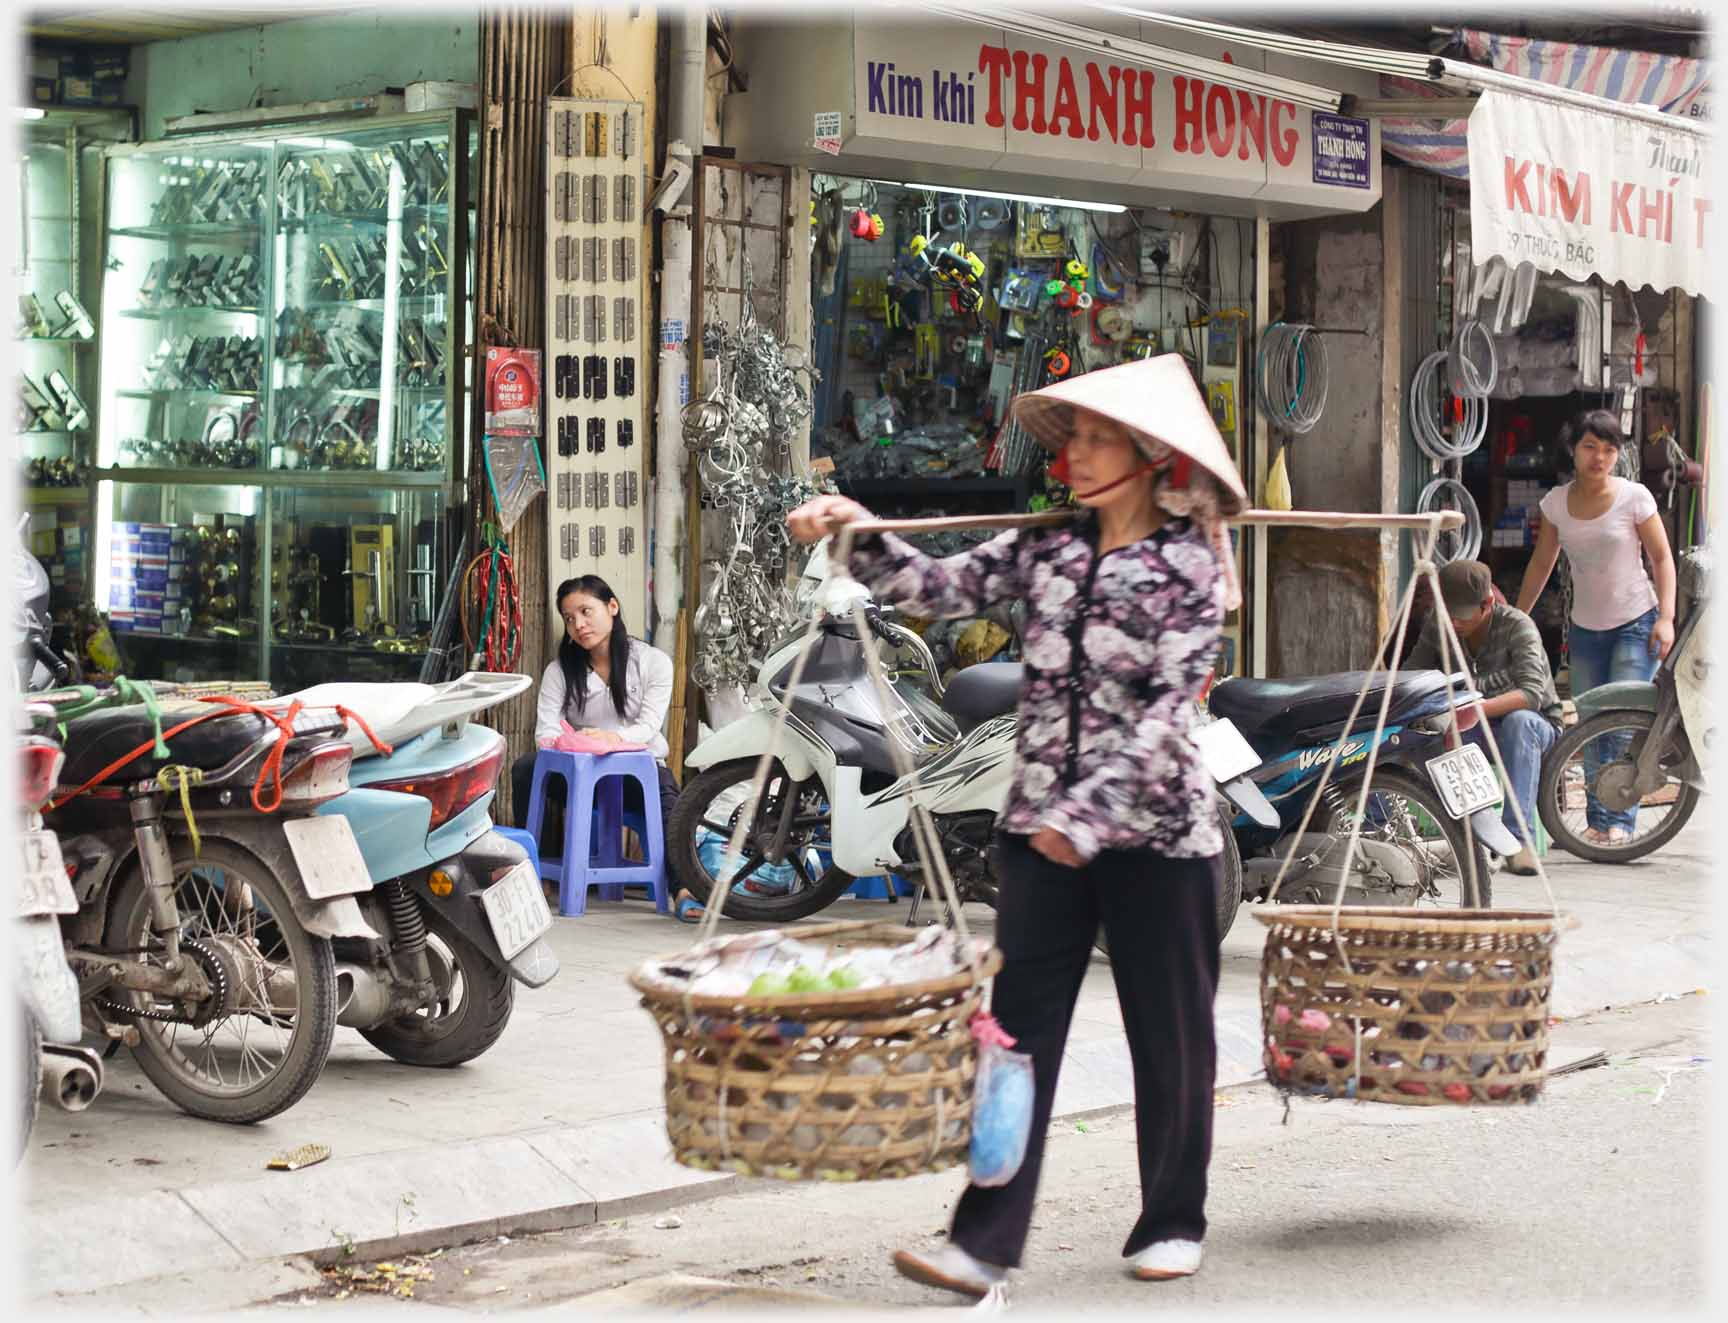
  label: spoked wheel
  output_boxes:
[1537,709,1701,864]
[669,758,855,922]
[360,907,514,1068]
[1309,768,1490,908]
[105,840,337,1124]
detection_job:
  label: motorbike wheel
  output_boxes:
[1537,709,1700,865]
[1093,804,1242,958]
[1329,768,1490,908]
[359,906,514,1068]
[17,1006,41,1163]
[669,759,856,922]
[106,840,338,1124]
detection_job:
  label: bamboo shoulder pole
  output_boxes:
[846,509,1464,539]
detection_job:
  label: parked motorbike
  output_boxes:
[15,709,102,1159]
[670,545,1517,937]
[33,683,372,1124]
[17,537,377,1124]
[261,672,558,1067]
[1203,668,1518,909]
[1537,543,1712,863]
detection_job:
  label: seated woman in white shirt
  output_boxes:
[509,574,678,839]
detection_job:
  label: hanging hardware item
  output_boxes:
[1449,319,1499,398]
[1410,350,1489,462]
[904,234,986,315]
[682,259,823,693]
[849,208,885,241]
[1416,476,1483,564]
[461,526,522,672]
[1255,323,1328,435]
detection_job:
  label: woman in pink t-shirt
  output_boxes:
[1517,410,1677,844]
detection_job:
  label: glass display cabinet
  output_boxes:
[15,106,133,623]
[93,110,475,689]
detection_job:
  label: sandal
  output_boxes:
[674,890,706,923]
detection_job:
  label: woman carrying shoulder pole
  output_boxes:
[1517,410,1677,846]
[787,354,1245,1297]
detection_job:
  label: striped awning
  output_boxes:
[1383,29,1711,179]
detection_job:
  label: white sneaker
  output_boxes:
[892,1243,1008,1299]
[1130,1238,1204,1281]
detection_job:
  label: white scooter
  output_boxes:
[669,543,1251,936]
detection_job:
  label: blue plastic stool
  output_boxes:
[492,826,541,881]
[526,749,670,917]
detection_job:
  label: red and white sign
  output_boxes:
[485,348,543,436]
[847,21,1380,209]
[1467,89,1713,298]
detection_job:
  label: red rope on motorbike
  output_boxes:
[48,696,393,814]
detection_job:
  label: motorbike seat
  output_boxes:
[56,704,309,789]
[941,662,1023,733]
[1208,671,1456,746]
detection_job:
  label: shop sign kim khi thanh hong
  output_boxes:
[846,20,1381,209]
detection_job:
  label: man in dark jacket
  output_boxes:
[1406,560,1561,876]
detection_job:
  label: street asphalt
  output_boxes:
[19,817,1716,1310]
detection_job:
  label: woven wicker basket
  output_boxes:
[629,921,1002,1180]
[1253,906,1577,1106]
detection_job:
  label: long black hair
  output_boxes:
[555,575,632,719]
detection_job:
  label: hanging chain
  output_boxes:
[687,247,827,693]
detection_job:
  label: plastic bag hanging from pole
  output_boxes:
[1265,445,1293,512]
[484,434,547,534]
[968,1012,1034,1187]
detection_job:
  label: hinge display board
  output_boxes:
[543,97,649,618]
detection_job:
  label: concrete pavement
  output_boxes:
[21,820,1713,1305]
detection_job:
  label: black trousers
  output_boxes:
[951,832,1222,1268]
[509,751,679,843]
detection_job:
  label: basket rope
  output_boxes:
[1247,514,1565,1106]
[1261,517,1559,933]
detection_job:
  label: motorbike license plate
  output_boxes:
[17,828,76,918]
[481,860,552,960]
[1425,745,1502,819]
[282,815,373,900]
[1190,717,1261,783]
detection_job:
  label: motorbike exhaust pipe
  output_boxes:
[40,1044,104,1112]
[334,962,395,1030]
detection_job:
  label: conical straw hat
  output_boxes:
[1010,354,1247,512]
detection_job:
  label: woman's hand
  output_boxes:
[1652,616,1676,660]
[1030,827,1084,869]
[579,727,625,748]
[787,495,872,545]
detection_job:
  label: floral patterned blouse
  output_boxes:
[848,515,1224,862]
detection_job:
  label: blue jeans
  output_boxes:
[1464,709,1558,842]
[1567,607,1660,833]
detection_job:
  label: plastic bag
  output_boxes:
[484,433,547,534]
[968,1012,1034,1188]
[537,719,646,754]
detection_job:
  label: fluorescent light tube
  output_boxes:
[869,180,1127,214]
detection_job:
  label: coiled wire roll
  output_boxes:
[1255,323,1328,434]
[1410,350,1488,462]
[1416,475,1483,564]
[1449,319,1498,397]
